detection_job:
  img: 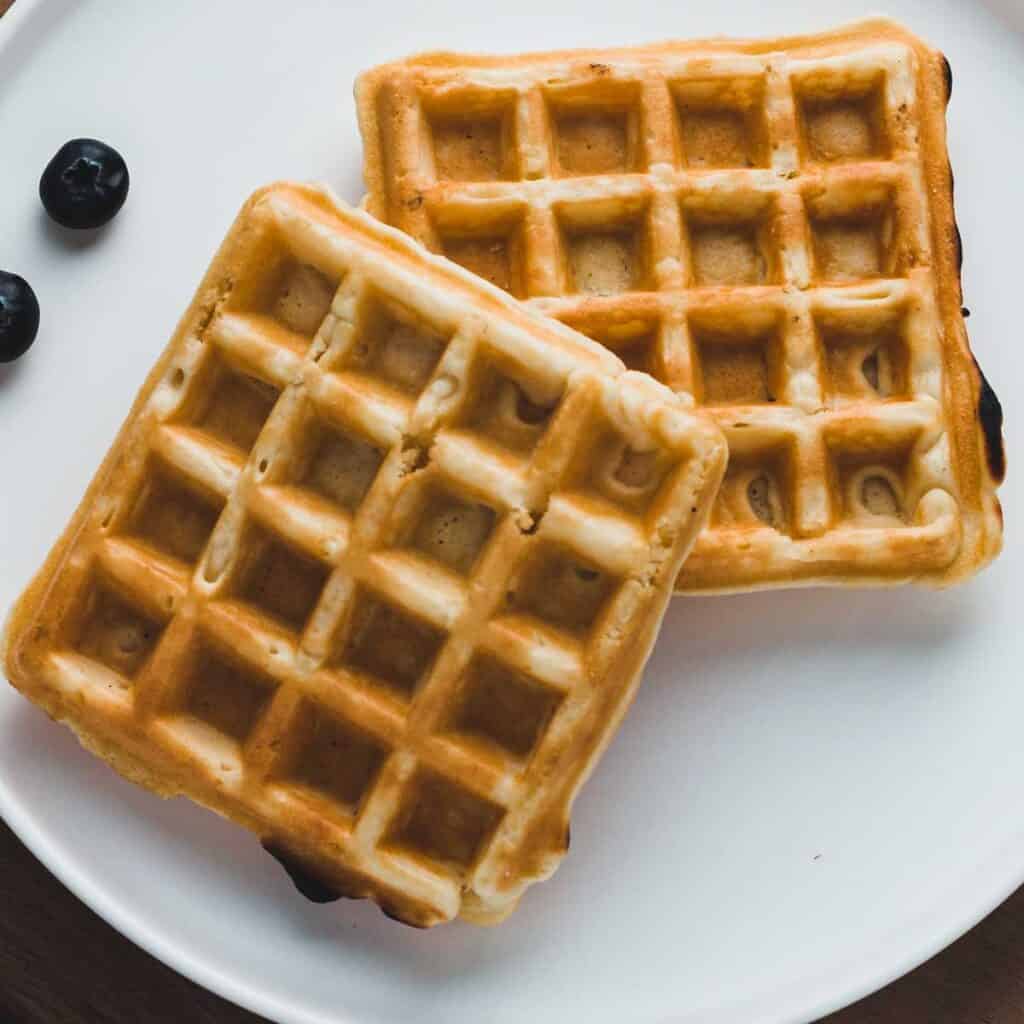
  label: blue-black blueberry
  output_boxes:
[40,138,129,230]
[0,271,40,363]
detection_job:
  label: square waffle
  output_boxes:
[356,17,1005,592]
[2,183,726,926]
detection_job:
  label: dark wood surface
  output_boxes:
[0,819,267,1024]
[1,813,1023,1024]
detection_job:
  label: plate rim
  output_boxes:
[4,717,1024,1024]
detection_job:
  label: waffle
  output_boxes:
[356,17,1005,593]
[2,183,726,926]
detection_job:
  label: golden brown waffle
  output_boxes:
[356,17,1005,592]
[2,183,726,926]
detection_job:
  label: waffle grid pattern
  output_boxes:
[359,28,985,589]
[13,186,723,925]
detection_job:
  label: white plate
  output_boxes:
[0,1,1020,1021]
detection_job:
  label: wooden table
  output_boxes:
[2,815,1022,1024]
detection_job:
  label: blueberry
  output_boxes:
[39,139,129,229]
[0,272,40,363]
